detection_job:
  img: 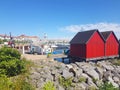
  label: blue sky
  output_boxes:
[0,0,120,39]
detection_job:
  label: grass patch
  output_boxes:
[0,46,35,90]
[99,81,119,90]
[92,78,98,83]
[0,72,35,90]
[0,76,13,90]
[59,76,73,89]
[54,66,61,69]
[88,86,97,90]
[110,59,120,66]
[79,76,86,83]
[42,81,56,90]
[9,74,34,90]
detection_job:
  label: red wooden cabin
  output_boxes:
[101,31,119,58]
[119,39,120,57]
[70,30,105,61]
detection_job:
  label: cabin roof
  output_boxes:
[70,29,98,44]
[101,31,112,40]
[101,31,119,43]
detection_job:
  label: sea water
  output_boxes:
[53,49,70,64]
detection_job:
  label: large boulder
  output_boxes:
[66,64,73,69]
[36,79,45,89]
[95,67,104,79]
[81,73,91,80]
[112,69,120,79]
[62,69,74,79]
[84,69,99,80]
[113,76,120,83]
[108,76,119,88]
[75,68,83,78]
[97,61,114,71]
[115,66,120,73]
[103,71,112,81]
[57,85,65,90]
[76,82,89,90]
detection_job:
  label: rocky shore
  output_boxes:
[29,59,120,90]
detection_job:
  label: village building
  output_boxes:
[101,31,119,58]
[0,34,10,40]
[70,29,105,61]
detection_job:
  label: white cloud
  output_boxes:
[60,23,120,39]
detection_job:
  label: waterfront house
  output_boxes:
[70,29,105,61]
[101,31,119,58]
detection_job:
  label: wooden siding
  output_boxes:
[86,31,104,58]
[70,44,86,58]
[105,33,119,56]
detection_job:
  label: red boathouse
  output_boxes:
[119,39,120,57]
[70,30,105,61]
[101,31,119,58]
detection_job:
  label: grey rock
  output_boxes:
[54,73,60,81]
[84,69,99,80]
[71,63,79,70]
[108,76,119,88]
[75,62,89,68]
[57,85,65,90]
[76,82,88,90]
[112,70,120,79]
[66,64,73,69]
[116,66,120,73]
[44,73,53,81]
[98,61,114,71]
[67,63,83,78]
[73,77,79,83]
[81,73,91,80]
[42,67,51,73]
[69,87,76,90]
[82,64,95,70]
[75,68,83,77]
[60,63,66,69]
[87,78,98,89]
[113,76,119,83]
[30,72,40,80]
[103,71,112,81]
[95,67,104,79]
[89,62,96,66]
[36,80,45,88]
[35,68,42,73]
[69,68,76,77]
[51,69,57,75]
[96,80,103,87]
[30,79,37,88]
[29,59,120,89]
[62,69,73,79]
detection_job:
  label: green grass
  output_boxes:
[88,86,97,90]
[0,59,35,90]
[99,81,119,90]
[79,77,86,83]
[59,76,73,89]
[42,81,56,90]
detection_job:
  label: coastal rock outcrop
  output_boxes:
[29,59,120,90]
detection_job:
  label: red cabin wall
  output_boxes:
[86,32,104,59]
[119,42,120,57]
[105,33,119,56]
[70,44,86,58]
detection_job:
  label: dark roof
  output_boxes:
[101,31,119,43]
[101,31,112,40]
[70,29,98,44]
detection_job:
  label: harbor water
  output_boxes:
[53,49,70,64]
